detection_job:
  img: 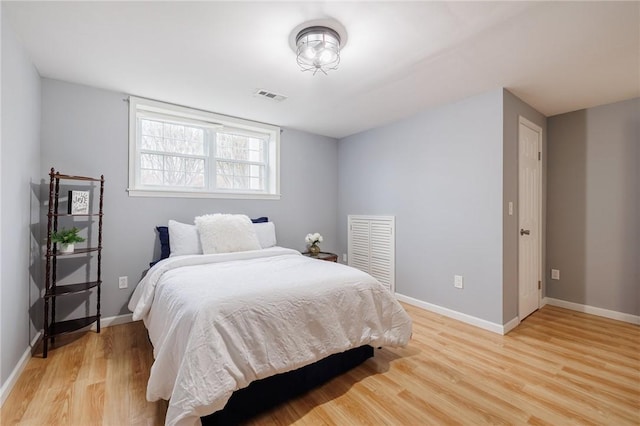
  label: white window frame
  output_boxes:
[128,96,280,199]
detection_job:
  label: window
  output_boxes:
[128,97,280,199]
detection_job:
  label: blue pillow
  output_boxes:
[157,226,170,259]
[150,226,170,267]
[251,216,269,223]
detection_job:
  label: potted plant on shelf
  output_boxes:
[51,227,85,254]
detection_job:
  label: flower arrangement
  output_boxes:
[305,232,323,256]
[305,232,323,246]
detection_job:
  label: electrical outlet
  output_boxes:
[454,275,464,289]
[342,253,347,263]
[508,202,513,216]
[551,269,560,280]
[118,276,128,289]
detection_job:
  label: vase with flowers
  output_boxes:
[305,232,323,256]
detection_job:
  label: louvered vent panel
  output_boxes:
[348,215,395,293]
[350,255,369,273]
[348,219,370,274]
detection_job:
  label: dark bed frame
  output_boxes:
[201,345,374,425]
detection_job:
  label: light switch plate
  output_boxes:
[119,276,128,289]
[551,269,560,280]
[454,275,463,289]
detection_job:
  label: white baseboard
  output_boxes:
[0,332,41,407]
[544,297,640,325]
[70,313,135,333]
[395,293,516,335]
[502,316,521,334]
[92,313,134,330]
[0,313,134,408]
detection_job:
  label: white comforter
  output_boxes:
[128,247,412,426]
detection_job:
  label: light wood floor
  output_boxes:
[2,304,639,425]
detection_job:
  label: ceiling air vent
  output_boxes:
[254,89,287,102]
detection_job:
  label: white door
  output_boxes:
[518,117,542,320]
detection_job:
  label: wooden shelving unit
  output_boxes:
[43,168,104,358]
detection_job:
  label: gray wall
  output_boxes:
[502,90,547,322]
[40,78,339,321]
[338,89,505,324]
[547,98,639,315]
[1,13,42,385]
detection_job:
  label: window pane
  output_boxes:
[185,128,204,155]
[213,132,266,191]
[234,176,247,188]
[165,156,183,172]
[168,123,184,140]
[185,158,205,174]
[141,119,163,137]
[184,172,205,188]
[249,139,261,151]
[215,160,264,190]
[215,133,264,162]
[248,148,262,162]
[249,165,261,178]
[141,153,164,170]
[164,170,185,186]
[234,162,247,176]
[216,161,233,175]
[140,154,205,188]
[216,161,231,175]
[139,118,204,155]
[141,135,162,151]
[250,177,261,190]
[140,169,163,185]
[217,174,233,189]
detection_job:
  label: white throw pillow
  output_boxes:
[253,222,277,248]
[168,220,202,256]
[195,214,261,254]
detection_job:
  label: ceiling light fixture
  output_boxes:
[291,20,347,76]
[295,26,341,75]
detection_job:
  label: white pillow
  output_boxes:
[195,214,261,254]
[253,222,276,248]
[168,220,202,256]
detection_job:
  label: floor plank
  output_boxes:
[1,304,638,425]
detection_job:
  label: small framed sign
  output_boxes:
[68,190,90,215]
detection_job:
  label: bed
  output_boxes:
[128,216,412,426]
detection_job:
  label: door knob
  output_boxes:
[520,229,530,236]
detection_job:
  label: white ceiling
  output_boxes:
[4,1,639,139]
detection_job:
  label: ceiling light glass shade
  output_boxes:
[295,26,341,75]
